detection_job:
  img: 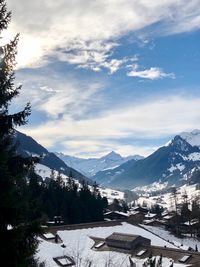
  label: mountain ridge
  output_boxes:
[14,131,91,184]
[92,131,200,190]
[55,150,144,177]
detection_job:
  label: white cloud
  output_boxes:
[13,72,104,119]
[21,95,200,157]
[57,40,129,73]
[127,66,175,80]
[6,0,200,69]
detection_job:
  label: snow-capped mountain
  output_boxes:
[55,151,143,177]
[92,130,200,190]
[14,131,91,184]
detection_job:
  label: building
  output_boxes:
[128,211,145,224]
[132,207,149,214]
[104,211,129,220]
[105,232,151,250]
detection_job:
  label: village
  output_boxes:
[37,193,200,267]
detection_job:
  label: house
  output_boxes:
[181,219,200,236]
[128,211,145,224]
[104,211,129,220]
[54,216,64,225]
[105,232,151,250]
[143,219,165,227]
[162,213,177,225]
[132,207,149,214]
[144,212,157,220]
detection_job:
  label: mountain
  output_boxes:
[14,131,91,183]
[55,151,143,177]
[92,130,200,190]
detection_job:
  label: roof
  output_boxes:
[128,211,140,215]
[163,215,175,220]
[145,213,156,218]
[143,219,155,225]
[184,219,199,226]
[104,211,129,217]
[133,207,148,212]
[106,232,140,242]
[43,233,55,239]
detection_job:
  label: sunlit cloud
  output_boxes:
[6,0,200,69]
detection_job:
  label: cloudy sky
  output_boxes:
[7,0,200,158]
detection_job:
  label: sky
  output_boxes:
[6,0,200,158]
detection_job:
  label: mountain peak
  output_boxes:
[101,151,123,160]
[170,135,191,151]
[180,129,200,147]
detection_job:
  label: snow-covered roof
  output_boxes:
[36,222,180,267]
[179,255,191,263]
[143,219,155,225]
[184,219,199,226]
[145,213,156,218]
[136,250,147,256]
[104,211,129,217]
[163,215,175,220]
[43,233,55,239]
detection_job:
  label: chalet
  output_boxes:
[104,211,129,220]
[162,213,177,225]
[181,219,200,236]
[132,207,149,214]
[144,212,157,220]
[143,219,165,227]
[105,232,151,250]
[54,216,64,225]
[127,211,145,224]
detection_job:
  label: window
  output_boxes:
[179,255,191,263]
[94,241,105,249]
[43,233,55,239]
[136,250,147,257]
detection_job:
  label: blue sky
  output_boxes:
[7,0,200,157]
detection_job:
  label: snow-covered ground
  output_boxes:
[36,222,189,267]
[136,184,200,210]
[133,181,168,195]
[98,187,124,203]
[35,163,69,182]
[142,225,200,251]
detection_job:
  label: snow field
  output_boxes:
[36,222,189,267]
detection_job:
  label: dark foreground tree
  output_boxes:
[0,1,41,266]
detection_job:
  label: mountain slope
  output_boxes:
[92,132,200,190]
[56,151,143,177]
[14,131,91,183]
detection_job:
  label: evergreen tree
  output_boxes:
[0,1,40,265]
[150,204,164,217]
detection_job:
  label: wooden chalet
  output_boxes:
[104,211,129,220]
[105,232,151,250]
[132,207,149,214]
[128,211,145,224]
